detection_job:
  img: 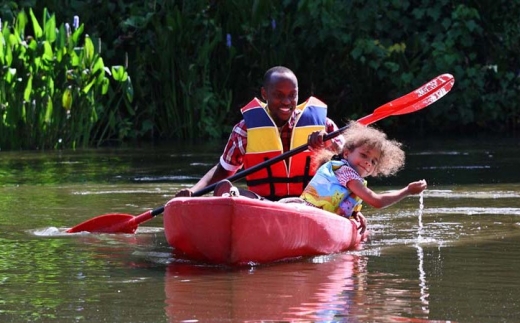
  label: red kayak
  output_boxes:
[164,196,367,265]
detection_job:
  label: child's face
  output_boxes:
[343,144,381,177]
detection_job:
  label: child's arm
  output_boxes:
[347,179,427,209]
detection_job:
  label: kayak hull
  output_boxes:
[164,196,365,265]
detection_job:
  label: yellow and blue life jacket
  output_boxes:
[242,96,327,200]
[300,159,366,217]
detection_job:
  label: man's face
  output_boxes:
[261,72,298,126]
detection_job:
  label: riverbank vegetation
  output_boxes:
[1,0,518,149]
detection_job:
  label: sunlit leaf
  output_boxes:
[44,13,57,43]
[92,57,105,75]
[70,50,79,66]
[43,41,53,62]
[47,76,55,96]
[56,47,63,62]
[101,77,109,95]
[29,8,43,39]
[44,97,53,123]
[15,10,28,38]
[4,41,12,66]
[62,87,72,110]
[111,65,128,82]
[28,38,37,50]
[82,78,95,93]
[70,24,84,44]
[4,68,16,84]
[23,76,33,102]
[84,35,94,63]
[21,104,26,122]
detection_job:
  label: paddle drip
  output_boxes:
[419,191,424,229]
[416,191,428,313]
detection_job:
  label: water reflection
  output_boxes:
[163,247,449,322]
[2,138,520,322]
[164,254,366,322]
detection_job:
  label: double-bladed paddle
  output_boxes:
[66,73,455,234]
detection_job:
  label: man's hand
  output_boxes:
[174,188,193,197]
[307,130,327,150]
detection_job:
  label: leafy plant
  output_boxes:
[4,1,520,146]
[0,7,133,149]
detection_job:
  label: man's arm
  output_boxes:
[175,163,236,197]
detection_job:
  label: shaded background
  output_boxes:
[1,0,519,149]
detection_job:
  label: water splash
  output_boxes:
[416,191,429,313]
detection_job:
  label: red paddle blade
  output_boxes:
[392,74,454,115]
[358,73,454,125]
[66,213,138,234]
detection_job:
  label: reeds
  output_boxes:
[0,8,132,150]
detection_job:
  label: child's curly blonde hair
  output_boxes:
[312,121,405,177]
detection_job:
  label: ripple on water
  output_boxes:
[425,189,520,199]
[424,207,520,215]
[28,226,164,237]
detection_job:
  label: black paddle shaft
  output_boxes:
[146,125,348,218]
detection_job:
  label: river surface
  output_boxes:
[1,137,519,323]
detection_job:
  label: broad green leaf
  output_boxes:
[23,76,33,102]
[7,33,17,47]
[28,38,37,50]
[111,65,128,82]
[70,50,79,66]
[4,45,12,67]
[15,10,28,37]
[56,47,63,62]
[57,24,66,47]
[29,8,43,39]
[92,57,105,75]
[84,36,95,63]
[0,34,4,65]
[62,87,72,110]
[43,41,53,62]
[82,78,96,93]
[101,77,109,95]
[47,75,55,96]
[70,24,84,45]
[44,14,57,43]
[35,57,42,69]
[56,25,66,62]
[44,96,53,123]
[5,68,16,84]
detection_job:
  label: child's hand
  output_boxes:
[351,211,367,234]
[407,179,427,195]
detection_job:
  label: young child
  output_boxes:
[300,121,427,232]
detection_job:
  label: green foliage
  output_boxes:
[4,0,520,147]
[0,7,133,149]
[113,1,237,139]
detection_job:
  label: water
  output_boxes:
[1,138,519,322]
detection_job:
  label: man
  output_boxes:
[175,66,343,200]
